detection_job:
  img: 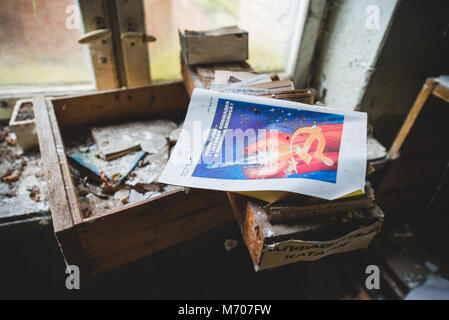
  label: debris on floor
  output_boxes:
[91,120,177,160]
[15,102,35,122]
[28,185,40,202]
[68,145,146,182]
[0,126,49,218]
[224,239,238,252]
[4,134,17,146]
[169,127,182,145]
[65,120,183,218]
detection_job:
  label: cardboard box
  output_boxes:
[228,193,384,271]
[179,26,248,65]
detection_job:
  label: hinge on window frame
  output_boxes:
[77,0,154,90]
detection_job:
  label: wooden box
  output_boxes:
[9,99,38,151]
[34,82,234,278]
[179,26,248,65]
[227,193,384,271]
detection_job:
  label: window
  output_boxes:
[0,0,93,87]
[0,0,309,97]
[145,0,308,81]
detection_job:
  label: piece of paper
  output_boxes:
[213,70,259,85]
[258,221,382,270]
[209,74,272,91]
[158,89,367,200]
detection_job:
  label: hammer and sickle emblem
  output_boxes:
[289,125,334,173]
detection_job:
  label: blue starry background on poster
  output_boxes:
[192,98,344,183]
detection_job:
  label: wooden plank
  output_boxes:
[268,193,374,223]
[44,99,83,225]
[115,0,151,87]
[433,84,449,103]
[82,188,226,229]
[52,81,189,135]
[80,198,230,259]
[78,0,120,90]
[387,78,437,160]
[248,80,294,91]
[227,193,264,267]
[56,227,91,280]
[34,96,90,278]
[33,96,76,232]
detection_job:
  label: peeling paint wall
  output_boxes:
[311,0,399,111]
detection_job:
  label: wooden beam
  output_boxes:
[387,78,438,160]
[78,0,120,90]
[114,0,151,87]
[33,96,80,232]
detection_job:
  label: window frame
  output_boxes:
[0,0,323,119]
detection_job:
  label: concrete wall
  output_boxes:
[359,0,449,147]
[310,0,399,111]
[308,0,449,148]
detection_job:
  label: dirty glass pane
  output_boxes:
[145,0,303,81]
[0,0,93,86]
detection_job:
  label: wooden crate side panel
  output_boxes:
[243,203,266,268]
[56,228,91,279]
[226,192,245,226]
[51,81,189,135]
[45,99,83,224]
[34,96,81,232]
[227,193,264,267]
[81,189,228,240]
[83,201,234,275]
[433,84,449,103]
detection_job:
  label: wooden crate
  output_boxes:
[34,81,234,278]
[227,193,384,271]
[179,26,248,65]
